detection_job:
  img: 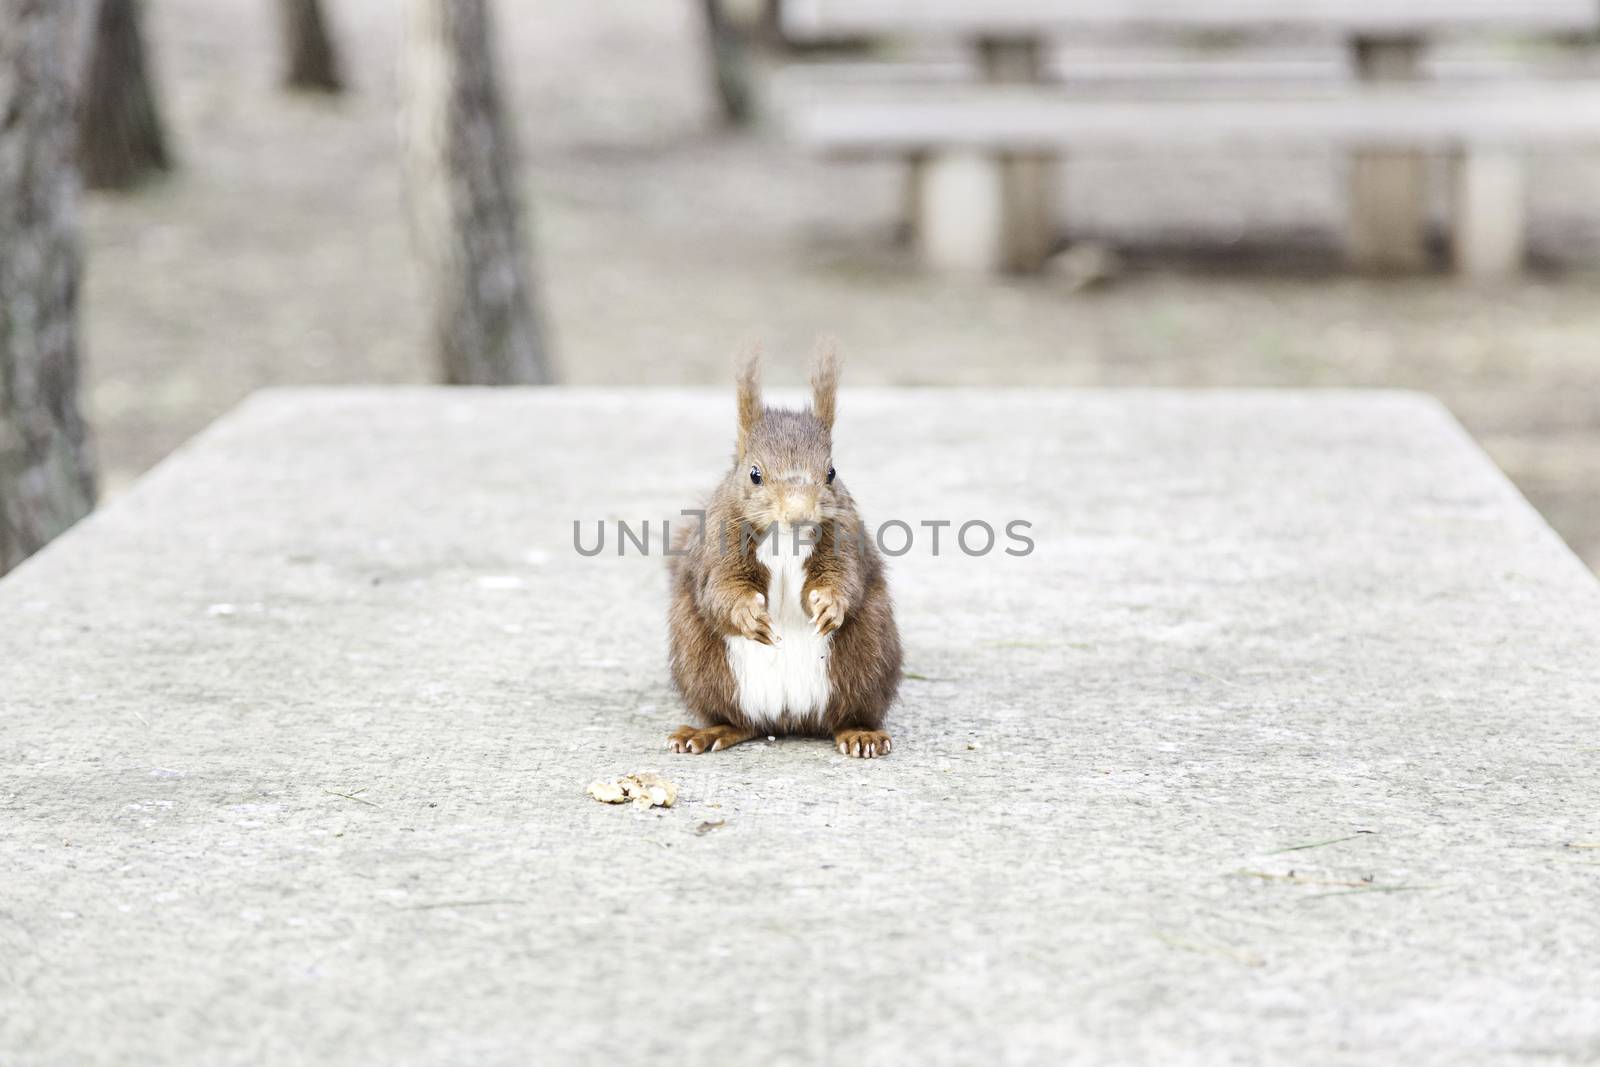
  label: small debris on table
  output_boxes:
[694,819,726,836]
[587,772,679,809]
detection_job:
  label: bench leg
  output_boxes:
[1346,38,1429,274]
[897,153,926,246]
[1000,152,1056,272]
[1452,147,1525,282]
[918,151,1005,273]
[1348,150,1429,273]
[917,151,1054,274]
[979,35,1056,273]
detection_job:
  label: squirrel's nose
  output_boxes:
[778,486,820,523]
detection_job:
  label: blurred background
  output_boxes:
[3,0,1598,573]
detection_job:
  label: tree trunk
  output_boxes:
[400,0,551,385]
[78,0,171,191]
[701,0,753,126]
[280,0,343,93]
[1,0,97,576]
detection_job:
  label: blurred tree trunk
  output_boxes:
[78,0,171,190]
[1,0,97,575]
[400,0,551,385]
[280,0,343,93]
[701,0,753,125]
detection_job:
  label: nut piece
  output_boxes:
[587,779,626,804]
[588,772,679,808]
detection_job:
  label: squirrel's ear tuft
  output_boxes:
[811,336,840,431]
[735,343,763,453]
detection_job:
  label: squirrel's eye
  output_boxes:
[749,465,762,486]
[827,466,836,485]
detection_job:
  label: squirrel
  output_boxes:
[666,340,902,758]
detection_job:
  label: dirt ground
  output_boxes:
[81,0,1599,567]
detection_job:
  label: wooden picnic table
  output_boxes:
[3,387,1600,1063]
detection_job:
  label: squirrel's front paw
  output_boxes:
[730,591,778,646]
[835,729,891,758]
[807,587,848,636]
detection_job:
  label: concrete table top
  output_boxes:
[3,388,1598,1066]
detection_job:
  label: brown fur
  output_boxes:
[666,341,903,757]
[735,343,762,456]
[810,336,839,431]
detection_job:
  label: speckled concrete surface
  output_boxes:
[3,388,1598,1066]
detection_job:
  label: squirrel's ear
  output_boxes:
[810,336,839,431]
[736,343,763,453]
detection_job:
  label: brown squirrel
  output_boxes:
[666,341,902,758]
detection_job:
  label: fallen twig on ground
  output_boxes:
[1236,869,1375,889]
[324,787,380,808]
[1269,830,1376,854]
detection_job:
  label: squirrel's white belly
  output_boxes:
[725,530,832,729]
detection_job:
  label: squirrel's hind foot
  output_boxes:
[834,729,891,759]
[668,723,756,754]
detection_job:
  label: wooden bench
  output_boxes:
[779,0,1600,278]
[782,0,1600,38]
